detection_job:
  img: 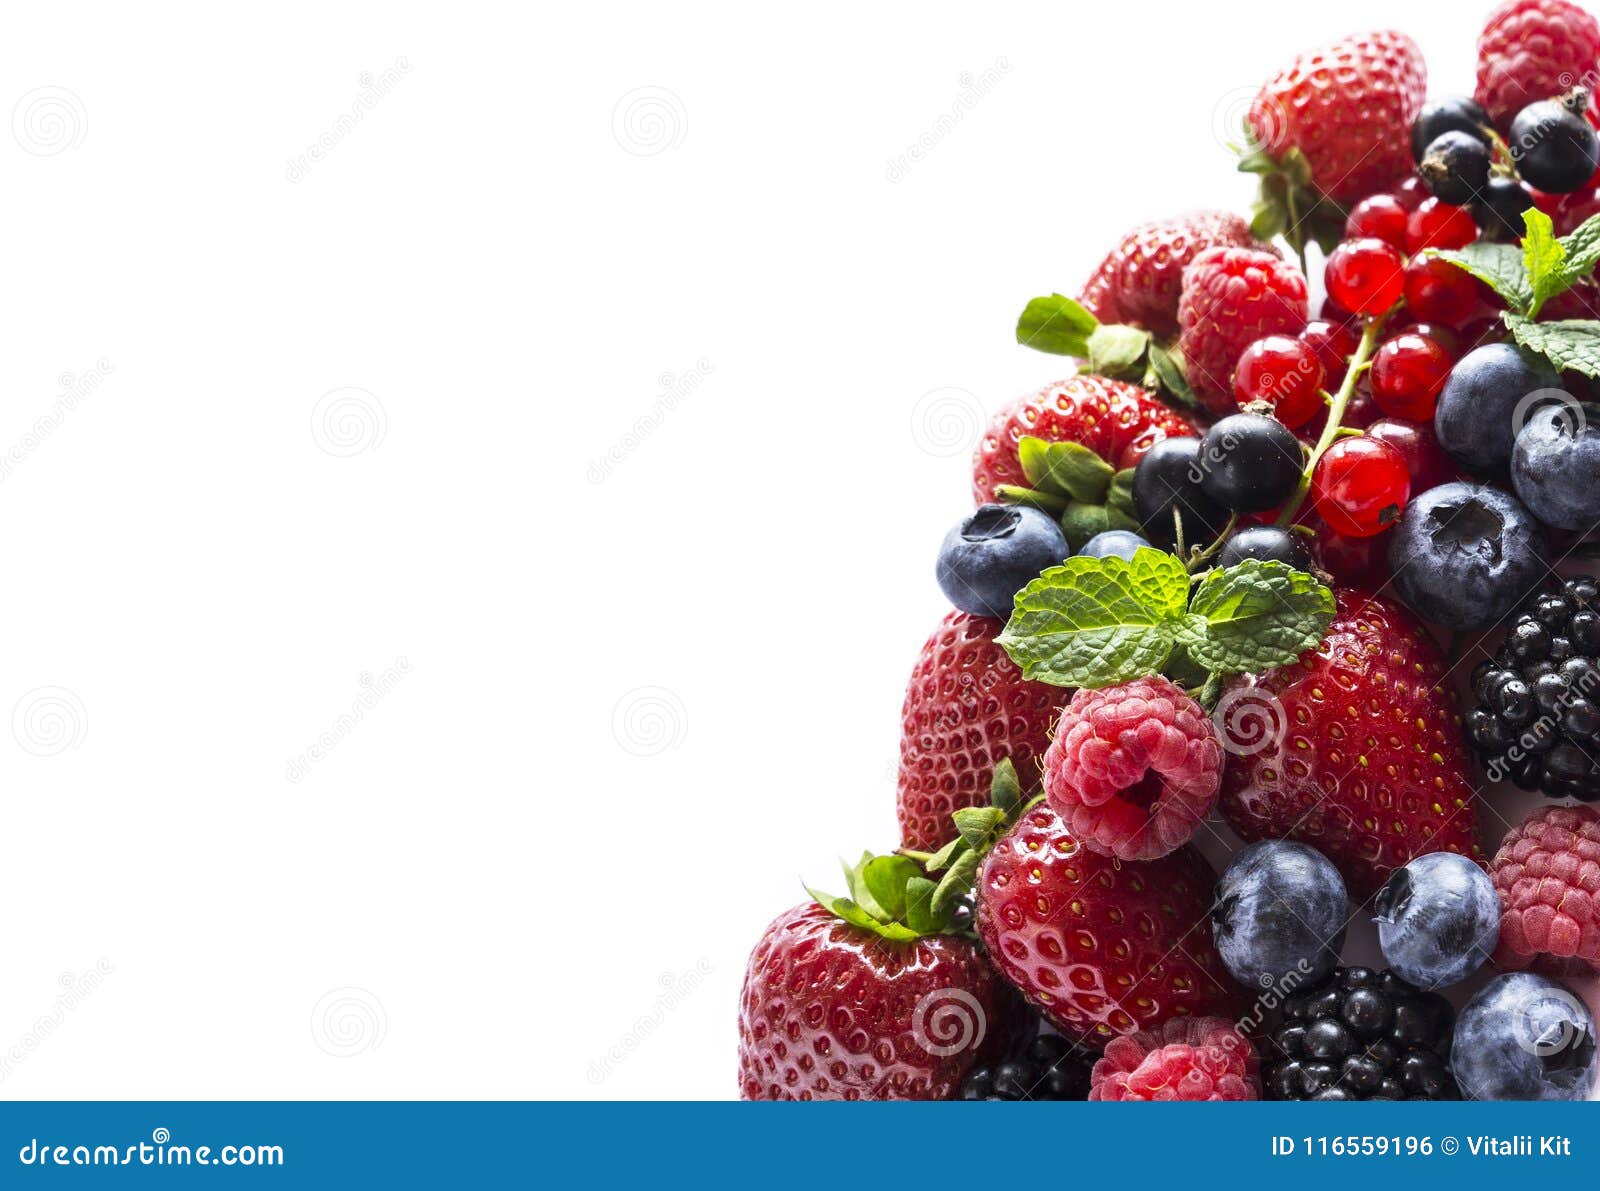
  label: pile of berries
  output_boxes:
[737,2,1600,1107]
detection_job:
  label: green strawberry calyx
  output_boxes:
[1014,293,1198,411]
[993,435,1141,552]
[1236,141,1346,274]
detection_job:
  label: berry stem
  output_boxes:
[1274,312,1389,528]
[1186,512,1239,573]
[896,848,935,864]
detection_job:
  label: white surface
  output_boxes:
[0,0,1587,1100]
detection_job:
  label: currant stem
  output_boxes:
[1274,312,1390,529]
[1187,512,1240,573]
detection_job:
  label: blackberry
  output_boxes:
[959,1031,1092,1101]
[1467,576,1600,802]
[1263,966,1460,1101]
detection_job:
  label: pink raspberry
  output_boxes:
[1475,0,1600,130]
[1177,246,1308,417]
[1089,1016,1259,1101]
[1042,675,1223,861]
[1490,805,1600,972]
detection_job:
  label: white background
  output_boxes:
[0,0,1589,1100]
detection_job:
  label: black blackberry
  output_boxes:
[959,1032,1092,1101]
[1467,576,1600,802]
[1263,966,1460,1101]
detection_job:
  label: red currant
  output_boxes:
[1402,255,1482,327]
[1316,523,1393,588]
[1311,436,1411,538]
[1364,417,1460,494]
[1405,197,1477,253]
[1344,195,1409,249]
[1370,333,1452,421]
[1233,335,1326,428]
[1298,320,1359,379]
[1391,321,1462,358]
[1529,188,1565,218]
[1325,238,1405,316]
[1391,176,1429,212]
[1558,188,1600,236]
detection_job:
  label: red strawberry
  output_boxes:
[897,611,1065,854]
[971,375,1197,505]
[1177,246,1309,416]
[976,800,1237,1047]
[1248,30,1427,207]
[1475,0,1600,131]
[1077,211,1259,340]
[738,858,1009,1100]
[1217,589,1483,898]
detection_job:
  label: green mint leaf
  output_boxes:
[1086,323,1150,380]
[1432,241,1533,315]
[805,885,921,942]
[1558,212,1600,279]
[1016,294,1098,357]
[1177,560,1336,676]
[1504,313,1600,378]
[903,876,947,935]
[997,548,1189,689]
[1523,208,1569,318]
[988,757,1022,818]
[1017,437,1114,503]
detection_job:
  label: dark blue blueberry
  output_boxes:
[936,504,1069,620]
[1216,525,1314,571]
[1077,530,1151,561]
[1511,401,1600,531]
[1452,973,1598,1101]
[1387,482,1548,631]
[1434,343,1562,475]
[1212,840,1349,990]
[1374,852,1499,990]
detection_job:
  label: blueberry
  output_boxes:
[1212,840,1349,990]
[1510,92,1600,195]
[1512,401,1600,531]
[1452,973,1598,1101]
[1387,482,1547,631]
[1420,130,1492,206]
[1411,96,1491,162]
[1077,529,1151,562]
[1132,437,1227,549]
[1196,413,1304,514]
[936,504,1069,620]
[1216,525,1314,571]
[1475,176,1537,242]
[1435,343,1562,476]
[1374,853,1499,990]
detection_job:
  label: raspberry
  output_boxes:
[1475,0,1600,130]
[1490,804,1600,972]
[1177,246,1309,416]
[1078,211,1258,340]
[1042,676,1223,861]
[1089,1017,1259,1101]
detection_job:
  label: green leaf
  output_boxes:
[805,886,921,942]
[1559,213,1600,279]
[903,876,946,934]
[1059,500,1109,550]
[1523,208,1569,318]
[1177,560,1336,675]
[1504,313,1600,378]
[930,851,980,916]
[1106,469,1139,529]
[923,835,963,874]
[952,806,1007,852]
[1016,294,1098,357]
[1017,437,1114,503]
[1145,342,1198,409]
[994,484,1068,516]
[860,854,923,923]
[1086,323,1151,380]
[988,757,1022,818]
[1431,241,1533,315]
[997,548,1190,689]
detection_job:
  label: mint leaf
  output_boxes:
[998,548,1189,688]
[1016,294,1098,357]
[1177,560,1336,675]
[1504,313,1600,378]
[1560,213,1600,279]
[1524,208,1569,318]
[1432,241,1532,315]
[1017,436,1113,503]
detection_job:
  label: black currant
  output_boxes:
[1132,436,1227,548]
[1510,89,1600,194]
[1411,96,1491,162]
[1196,413,1304,514]
[1421,130,1492,205]
[1216,524,1314,571]
[1475,176,1536,241]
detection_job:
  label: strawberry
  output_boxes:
[1244,31,1427,260]
[976,800,1237,1047]
[1077,211,1259,340]
[738,855,1009,1100]
[1177,246,1309,417]
[971,375,1196,505]
[897,611,1065,854]
[1475,0,1600,131]
[1217,589,1483,898]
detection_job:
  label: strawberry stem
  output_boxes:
[1274,312,1389,529]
